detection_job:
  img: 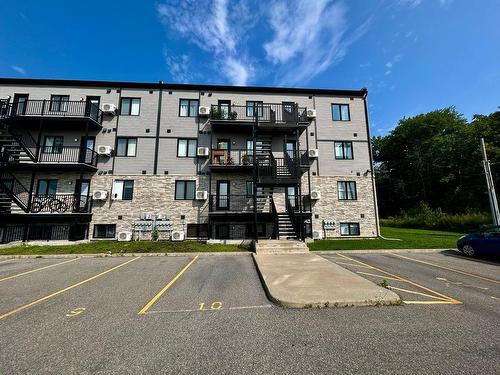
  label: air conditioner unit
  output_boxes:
[92,190,108,200]
[198,106,210,116]
[102,103,117,114]
[156,213,168,221]
[306,109,316,118]
[312,230,323,240]
[97,145,112,156]
[117,231,132,241]
[171,231,185,241]
[196,191,208,200]
[197,147,209,157]
[308,149,319,158]
[310,190,321,200]
[141,213,153,220]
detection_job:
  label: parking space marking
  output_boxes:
[147,304,273,315]
[336,253,462,305]
[66,307,86,317]
[386,286,450,301]
[356,271,401,281]
[0,257,139,321]
[0,258,78,283]
[138,255,198,316]
[491,296,500,302]
[390,253,500,285]
[335,261,374,270]
[0,259,15,264]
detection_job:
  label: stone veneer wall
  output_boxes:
[310,176,378,238]
[90,175,209,237]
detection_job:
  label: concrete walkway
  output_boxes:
[254,253,400,308]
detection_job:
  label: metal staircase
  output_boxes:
[0,124,38,163]
[277,212,297,240]
[0,171,31,213]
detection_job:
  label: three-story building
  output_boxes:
[0,78,379,243]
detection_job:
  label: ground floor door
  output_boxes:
[74,179,90,212]
[216,181,230,210]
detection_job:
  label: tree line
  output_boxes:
[372,107,500,218]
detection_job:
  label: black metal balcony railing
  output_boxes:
[1,100,103,124]
[30,194,92,214]
[38,146,98,167]
[257,154,300,180]
[209,149,254,166]
[210,103,308,123]
[209,194,273,213]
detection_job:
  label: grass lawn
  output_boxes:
[308,226,463,251]
[0,241,251,256]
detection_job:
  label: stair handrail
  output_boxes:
[0,170,31,211]
[8,126,38,161]
[271,198,279,239]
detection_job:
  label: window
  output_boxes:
[112,180,134,200]
[116,137,137,157]
[187,224,209,238]
[246,181,254,197]
[246,140,254,154]
[340,223,360,236]
[50,95,69,112]
[177,139,197,157]
[43,136,64,154]
[246,101,263,117]
[179,99,199,117]
[175,180,196,200]
[334,141,353,160]
[332,104,350,121]
[36,179,57,196]
[120,98,141,116]
[338,181,357,200]
[93,224,116,239]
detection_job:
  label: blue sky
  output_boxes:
[1,0,499,135]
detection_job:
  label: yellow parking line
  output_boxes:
[386,286,450,301]
[390,253,500,285]
[403,300,462,305]
[336,253,461,304]
[138,255,199,315]
[356,271,401,281]
[335,261,374,270]
[0,257,139,321]
[0,258,15,264]
[0,258,78,283]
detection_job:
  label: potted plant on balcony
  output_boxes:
[242,154,251,165]
[210,106,223,120]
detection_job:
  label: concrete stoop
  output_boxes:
[254,239,309,254]
[254,253,401,308]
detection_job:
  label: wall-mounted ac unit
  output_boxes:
[171,231,185,241]
[312,230,323,240]
[306,109,316,118]
[156,213,168,221]
[92,190,108,200]
[102,103,117,114]
[198,106,210,116]
[196,191,208,200]
[197,147,209,157]
[310,190,321,200]
[141,213,153,220]
[117,231,132,241]
[308,149,319,158]
[97,145,112,156]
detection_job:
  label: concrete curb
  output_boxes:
[252,253,401,309]
[0,251,252,260]
[312,248,453,254]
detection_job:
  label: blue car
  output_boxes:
[457,225,500,256]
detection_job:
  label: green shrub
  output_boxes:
[381,202,491,232]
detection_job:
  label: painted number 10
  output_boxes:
[199,301,223,311]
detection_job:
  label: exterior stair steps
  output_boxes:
[277,212,297,240]
[254,239,309,254]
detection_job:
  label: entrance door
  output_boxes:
[85,96,100,120]
[286,186,297,210]
[285,141,296,159]
[74,179,90,212]
[13,94,29,115]
[216,181,230,210]
[79,136,96,164]
[282,102,296,122]
[218,100,231,119]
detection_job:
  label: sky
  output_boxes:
[1,0,499,135]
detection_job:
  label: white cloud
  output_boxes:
[163,51,193,83]
[384,70,392,76]
[399,0,423,7]
[11,65,27,75]
[263,0,370,86]
[156,0,254,85]
[385,62,393,68]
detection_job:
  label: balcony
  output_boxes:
[257,155,302,185]
[29,194,92,214]
[209,194,273,217]
[0,100,103,128]
[209,103,309,134]
[208,148,254,172]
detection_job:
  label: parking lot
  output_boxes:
[1,251,499,374]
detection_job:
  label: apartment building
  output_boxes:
[0,78,379,244]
